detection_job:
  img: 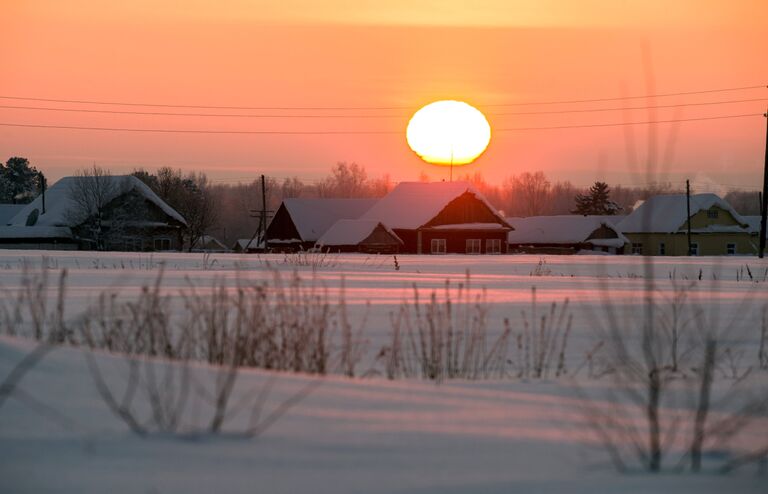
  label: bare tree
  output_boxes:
[503,171,552,216]
[68,165,128,250]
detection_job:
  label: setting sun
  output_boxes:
[406,100,491,166]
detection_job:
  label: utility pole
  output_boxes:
[686,179,692,256]
[759,110,768,258]
[39,171,47,215]
[245,174,273,253]
[261,174,268,252]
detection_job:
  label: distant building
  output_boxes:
[190,234,229,252]
[358,182,511,254]
[316,219,403,253]
[507,215,628,254]
[232,237,261,253]
[265,198,378,252]
[617,193,754,256]
[0,175,186,251]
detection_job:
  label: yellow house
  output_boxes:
[617,194,758,256]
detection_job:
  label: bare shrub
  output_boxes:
[0,262,70,343]
[516,287,572,379]
[279,250,338,270]
[579,276,767,473]
[380,273,503,380]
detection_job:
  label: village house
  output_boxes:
[355,181,512,254]
[316,219,403,253]
[0,175,187,251]
[616,193,755,256]
[190,234,230,252]
[265,198,378,252]
[507,215,629,254]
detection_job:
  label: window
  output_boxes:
[707,209,719,219]
[154,238,172,251]
[430,238,446,254]
[658,242,666,256]
[631,243,643,255]
[690,242,699,256]
[466,238,481,254]
[726,243,736,255]
[486,238,502,254]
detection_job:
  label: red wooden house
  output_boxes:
[358,182,512,254]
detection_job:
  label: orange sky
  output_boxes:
[1,1,767,189]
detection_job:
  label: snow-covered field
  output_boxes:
[1,250,767,493]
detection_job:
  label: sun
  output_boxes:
[406,100,491,166]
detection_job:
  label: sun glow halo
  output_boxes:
[406,100,491,166]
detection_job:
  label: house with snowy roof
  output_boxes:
[265,198,378,252]
[316,219,403,253]
[616,193,755,256]
[507,215,628,254]
[0,175,187,251]
[357,181,512,254]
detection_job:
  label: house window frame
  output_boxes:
[690,242,699,256]
[631,242,643,255]
[154,237,172,251]
[486,238,502,254]
[707,208,719,219]
[466,238,481,254]
[658,242,665,256]
[726,243,736,255]
[430,238,446,254]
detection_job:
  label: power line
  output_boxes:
[493,97,768,116]
[0,112,759,135]
[495,113,761,131]
[1,97,765,119]
[487,85,767,107]
[0,84,764,110]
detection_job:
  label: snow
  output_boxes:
[7,175,187,228]
[360,181,509,230]
[743,216,763,234]
[0,204,24,225]
[317,219,402,246]
[0,251,766,493]
[0,225,73,239]
[507,215,628,245]
[234,238,260,250]
[430,222,507,230]
[281,198,378,242]
[617,194,748,233]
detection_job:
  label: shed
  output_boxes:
[316,219,403,253]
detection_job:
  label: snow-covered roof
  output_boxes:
[234,238,261,250]
[7,175,187,228]
[0,225,73,239]
[430,223,508,230]
[316,219,402,246]
[507,215,628,245]
[744,216,763,234]
[617,194,748,233]
[280,198,378,242]
[360,181,508,230]
[193,235,229,251]
[0,204,24,225]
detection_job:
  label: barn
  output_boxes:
[507,215,628,254]
[358,182,512,254]
[265,198,378,252]
[316,219,403,253]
